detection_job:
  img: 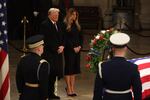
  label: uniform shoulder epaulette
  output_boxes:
[40,59,48,64]
[37,59,50,80]
[98,62,103,78]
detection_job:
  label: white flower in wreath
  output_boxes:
[95,35,100,39]
[101,30,106,34]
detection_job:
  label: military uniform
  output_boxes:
[16,35,50,100]
[93,57,142,100]
[93,33,142,100]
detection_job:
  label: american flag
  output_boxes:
[130,56,150,99]
[0,0,10,100]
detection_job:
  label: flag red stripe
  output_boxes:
[0,72,10,100]
[141,75,150,83]
[142,89,150,99]
[130,57,150,100]
[0,50,7,70]
[138,62,150,70]
[137,60,150,99]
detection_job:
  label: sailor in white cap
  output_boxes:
[93,33,142,100]
[16,35,50,100]
[110,32,130,48]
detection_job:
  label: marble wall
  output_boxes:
[140,0,150,29]
[74,0,150,29]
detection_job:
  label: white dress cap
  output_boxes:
[110,33,130,46]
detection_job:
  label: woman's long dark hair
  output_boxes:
[64,8,81,32]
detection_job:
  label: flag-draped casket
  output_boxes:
[129,56,150,99]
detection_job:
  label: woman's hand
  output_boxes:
[74,46,81,53]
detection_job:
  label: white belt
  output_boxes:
[25,82,39,88]
[105,89,131,94]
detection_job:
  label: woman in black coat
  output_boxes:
[63,8,83,96]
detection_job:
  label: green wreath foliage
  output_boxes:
[85,28,118,72]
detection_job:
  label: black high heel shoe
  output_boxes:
[65,88,73,96]
[72,93,77,96]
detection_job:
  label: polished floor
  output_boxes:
[9,30,150,100]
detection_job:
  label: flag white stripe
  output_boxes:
[0,55,9,89]
[135,58,150,65]
[4,83,10,100]
[142,81,150,92]
[130,57,150,99]
[139,68,150,77]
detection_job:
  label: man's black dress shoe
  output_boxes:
[49,94,60,99]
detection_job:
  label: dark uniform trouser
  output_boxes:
[19,84,40,100]
[49,75,57,97]
[103,92,132,100]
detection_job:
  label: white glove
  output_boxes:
[33,11,39,17]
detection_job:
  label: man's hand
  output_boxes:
[57,46,64,54]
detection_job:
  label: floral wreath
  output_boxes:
[85,28,119,72]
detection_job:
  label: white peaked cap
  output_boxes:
[110,33,130,46]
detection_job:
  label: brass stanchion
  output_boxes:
[54,77,58,96]
[21,16,29,57]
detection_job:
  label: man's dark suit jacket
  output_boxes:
[40,18,64,78]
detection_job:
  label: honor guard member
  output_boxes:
[93,33,142,100]
[16,35,50,100]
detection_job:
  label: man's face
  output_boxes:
[39,44,44,56]
[49,11,59,22]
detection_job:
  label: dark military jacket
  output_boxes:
[16,52,49,100]
[93,57,142,100]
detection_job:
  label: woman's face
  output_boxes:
[71,11,77,21]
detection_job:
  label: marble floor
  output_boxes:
[9,30,150,100]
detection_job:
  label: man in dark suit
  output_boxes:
[93,33,142,100]
[16,35,50,100]
[40,8,64,99]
